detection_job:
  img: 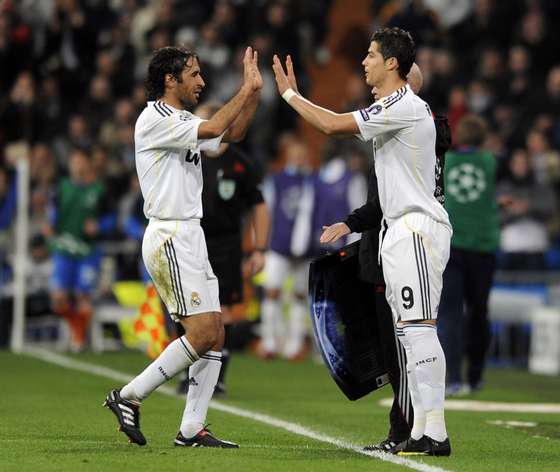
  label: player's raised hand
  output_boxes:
[320,222,350,244]
[242,46,255,90]
[272,54,291,95]
[285,55,300,94]
[250,49,263,91]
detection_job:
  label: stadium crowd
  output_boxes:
[1,0,560,350]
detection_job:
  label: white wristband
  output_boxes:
[282,88,297,103]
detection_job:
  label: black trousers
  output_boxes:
[437,247,496,386]
[373,284,413,441]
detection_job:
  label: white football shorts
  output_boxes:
[142,218,220,321]
[381,212,451,323]
[264,251,309,295]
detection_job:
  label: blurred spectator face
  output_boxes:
[285,141,308,169]
[157,0,174,23]
[132,83,146,108]
[509,46,529,74]
[91,147,109,177]
[467,81,491,113]
[482,132,504,155]
[96,50,115,77]
[480,49,502,78]
[510,149,530,178]
[31,143,55,183]
[149,28,171,51]
[474,0,491,18]
[267,2,288,27]
[493,103,513,125]
[213,0,235,26]
[521,11,545,43]
[546,66,560,98]
[10,71,35,104]
[416,47,434,76]
[41,76,59,98]
[526,130,549,154]
[449,86,466,108]
[90,75,111,101]
[433,50,452,76]
[115,99,134,125]
[68,115,88,139]
[69,150,91,183]
[201,22,220,46]
[118,124,134,146]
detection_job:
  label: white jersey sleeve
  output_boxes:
[139,108,223,153]
[351,87,413,142]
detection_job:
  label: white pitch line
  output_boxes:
[22,347,451,472]
[379,397,560,413]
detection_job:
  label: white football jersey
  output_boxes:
[135,100,223,220]
[352,84,450,228]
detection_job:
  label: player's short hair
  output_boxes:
[371,27,415,80]
[146,47,198,100]
[455,115,488,147]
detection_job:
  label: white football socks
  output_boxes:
[121,336,199,402]
[403,324,448,442]
[261,298,283,353]
[180,351,222,438]
[397,328,426,440]
[284,299,307,358]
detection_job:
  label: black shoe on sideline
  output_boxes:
[174,427,239,448]
[394,435,451,456]
[103,389,146,446]
[363,437,401,454]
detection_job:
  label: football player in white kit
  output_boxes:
[272,27,452,456]
[104,46,262,448]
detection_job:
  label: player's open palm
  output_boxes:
[320,222,350,244]
[285,55,299,94]
[272,54,291,95]
[250,49,263,91]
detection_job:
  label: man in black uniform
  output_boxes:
[179,101,270,396]
[320,64,451,452]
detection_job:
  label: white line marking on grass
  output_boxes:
[380,397,560,413]
[23,347,450,472]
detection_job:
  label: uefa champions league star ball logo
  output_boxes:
[447,163,486,203]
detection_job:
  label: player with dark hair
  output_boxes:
[272,27,452,456]
[103,45,262,448]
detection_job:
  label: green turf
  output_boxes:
[1,350,559,471]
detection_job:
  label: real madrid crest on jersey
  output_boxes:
[190,291,201,307]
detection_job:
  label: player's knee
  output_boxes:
[52,292,70,313]
[184,313,222,353]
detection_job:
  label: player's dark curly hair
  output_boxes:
[145,47,198,100]
[371,27,415,80]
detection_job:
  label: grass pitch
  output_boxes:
[1,350,559,471]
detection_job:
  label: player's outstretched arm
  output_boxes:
[223,49,263,143]
[272,54,358,136]
[198,47,258,140]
